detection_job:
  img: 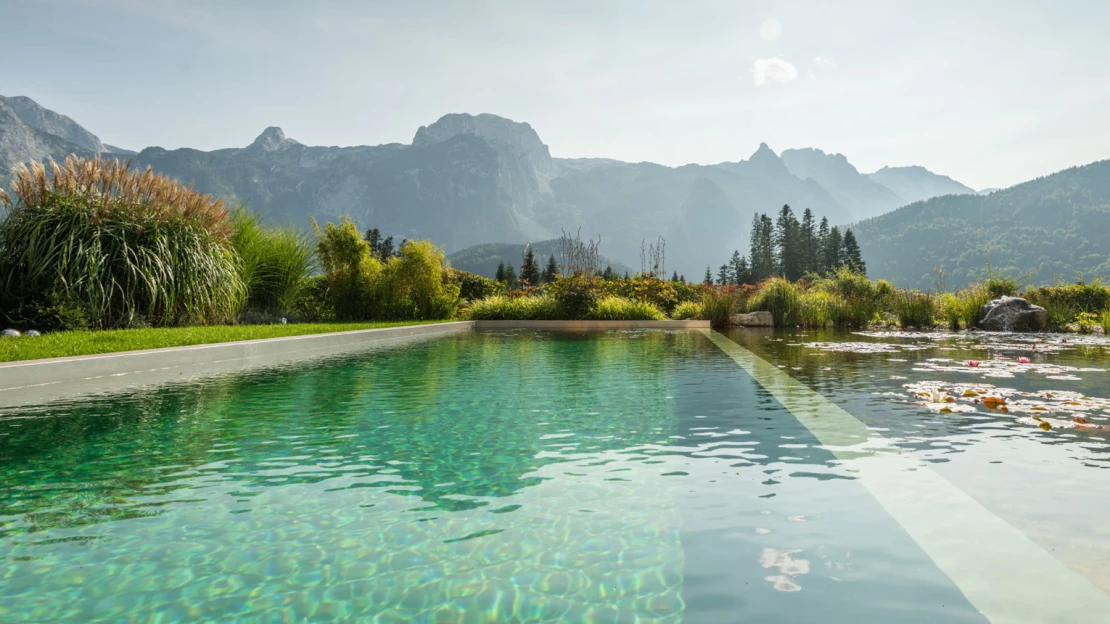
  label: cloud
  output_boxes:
[812,56,838,68]
[751,57,798,86]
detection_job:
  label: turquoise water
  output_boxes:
[0,329,1107,621]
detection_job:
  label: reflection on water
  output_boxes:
[727,327,1110,594]
[0,328,1086,621]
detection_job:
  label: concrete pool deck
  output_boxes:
[0,320,710,408]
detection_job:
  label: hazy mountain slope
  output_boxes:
[0,95,105,153]
[866,165,976,205]
[781,147,905,222]
[855,160,1110,289]
[447,239,634,279]
[0,99,94,180]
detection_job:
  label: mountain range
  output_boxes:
[5,93,1102,287]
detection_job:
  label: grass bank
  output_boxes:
[0,321,447,363]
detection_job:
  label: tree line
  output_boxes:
[708,205,864,286]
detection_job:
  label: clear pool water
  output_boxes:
[1,329,1108,622]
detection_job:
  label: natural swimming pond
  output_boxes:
[1,329,1109,622]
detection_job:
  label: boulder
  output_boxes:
[978,296,1048,332]
[731,311,774,327]
[1,329,19,337]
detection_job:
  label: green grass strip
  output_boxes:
[0,321,447,363]
[700,329,1110,622]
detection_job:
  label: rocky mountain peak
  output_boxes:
[413,113,554,177]
[246,126,299,153]
[745,142,791,175]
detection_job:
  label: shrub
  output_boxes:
[464,295,560,320]
[1076,311,1100,334]
[314,217,460,320]
[589,296,666,321]
[232,208,314,315]
[548,275,599,319]
[293,275,334,322]
[671,300,701,320]
[749,278,801,327]
[1102,309,1110,334]
[816,266,874,300]
[1025,281,1110,325]
[0,156,243,330]
[892,290,936,328]
[445,268,503,301]
[700,286,742,328]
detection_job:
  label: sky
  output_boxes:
[2,0,1108,190]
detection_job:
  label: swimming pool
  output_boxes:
[1,329,1108,622]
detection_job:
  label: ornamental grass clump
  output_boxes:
[0,156,243,330]
[699,285,742,328]
[231,208,314,315]
[671,300,701,320]
[464,295,560,320]
[588,296,666,321]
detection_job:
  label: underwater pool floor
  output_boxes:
[1,329,1108,622]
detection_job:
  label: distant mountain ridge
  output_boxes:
[1,94,985,276]
[855,160,1110,289]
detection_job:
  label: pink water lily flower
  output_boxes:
[967,360,981,367]
[1017,357,1031,364]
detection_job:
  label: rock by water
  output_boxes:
[731,311,774,327]
[978,296,1048,332]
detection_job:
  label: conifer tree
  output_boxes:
[816,217,831,274]
[824,227,843,273]
[704,266,713,284]
[800,208,818,275]
[519,246,541,286]
[495,261,507,283]
[671,270,679,282]
[842,229,866,275]
[728,250,743,285]
[504,262,518,289]
[735,255,751,285]
[774,204,802,280]
[750,213,776,282]
[542,254,558,283]
[717,264,730,286]
[602,265,616,281]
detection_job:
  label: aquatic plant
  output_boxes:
[0,155,243,330]
[937,292,962,330]
[748,278,801,327]
[1076,311,1100,334]
[1103,309,1110,334]
[797,290,834,328]
[700,285,742,328]
[892,290,937,328]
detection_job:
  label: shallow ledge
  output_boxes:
[474,320,710,330]
[0,321,474,409]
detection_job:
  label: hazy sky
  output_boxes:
[3,0,1108,190]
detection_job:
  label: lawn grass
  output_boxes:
[0,321,449,363]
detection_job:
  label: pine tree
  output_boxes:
[735,255,751,285]
[824,227,843,273]
[495,261,507,283]
[717,264,730,286]
[800,208,818,276]
[541,254,558,283]
[504,262,518,289]
[623,271,630,280]
[816,217,830,274]
[519,246,541,286]
[774,204,802,280]
[842,229,866,275]
[728,250,743,285]
[750,213,776,282]
[704,266,713,284]
[679,275,686,283]
[602,265,615,281]
[671,270,679,282]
